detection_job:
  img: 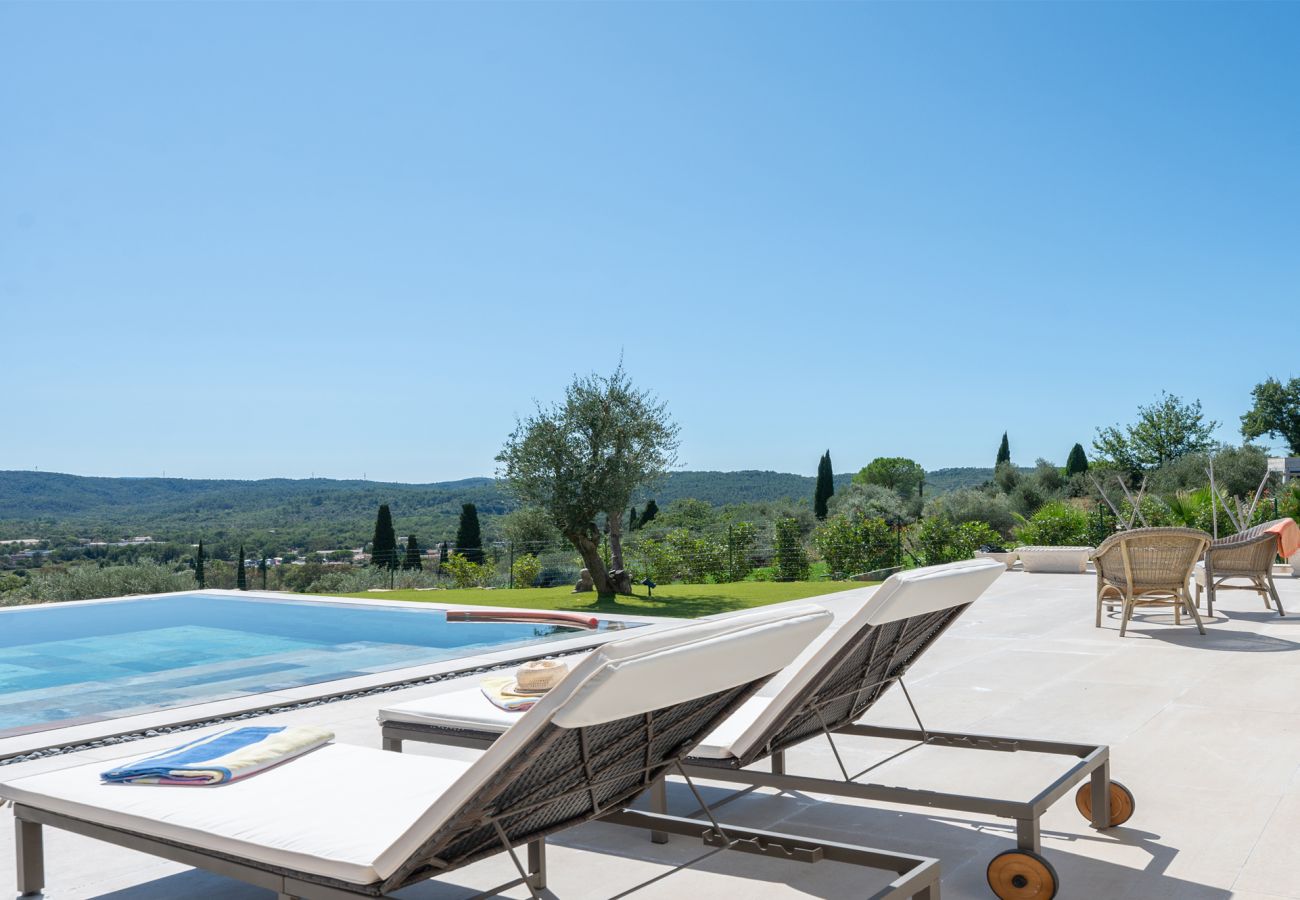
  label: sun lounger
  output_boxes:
[379,559,1134,900]
[2,605,944,900]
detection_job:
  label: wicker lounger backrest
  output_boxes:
[380,605,832,889]
[718,559,1005,768]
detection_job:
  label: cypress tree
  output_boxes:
[629,506,639,531]
[195,540,205,589]
[402,534,423,570]
[437,541,450,574]
[456,503,484,564]
[258,556,268,590]
[370,503,398,570]
[1065,443,1089,476]
[996,432,1011,466]
[639,499,659,528]
[813,450,835,520]
[236,544,247,590]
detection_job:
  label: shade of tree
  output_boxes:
[497,365,680,599]
[455,503,484,564]
[637,499,659,529]
[1241,377,1300,455]
[1094,392,1218,473]
[402,534,423,570]
[236,544,247,590]
[370,504,398,569]
[813,450,834,520]
[854,457,926,500]
[1065,443,1089,476]
[996,432,1011,466]
[195,540,205,589]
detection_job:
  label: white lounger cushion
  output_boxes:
[2,604,830,886]
[706,559,1002,760]
[1,743,470,884]
[378,561,1003,763]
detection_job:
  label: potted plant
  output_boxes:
[1014,501,1095,574]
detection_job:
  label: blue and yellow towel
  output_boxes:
[101,726,334,786]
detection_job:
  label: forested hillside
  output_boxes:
[0,467,995,549]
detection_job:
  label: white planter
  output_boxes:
[975,551,1018,570]
[1015,546,1094,574]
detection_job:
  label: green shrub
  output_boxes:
[773,517,810,581]
[442,553,494,589]
[926,489,1018,537]
[7,561,197,605]
[908,518,1000,566]
[1014,501,1091,546]
[813,514,896,578]
[510,553,543,588]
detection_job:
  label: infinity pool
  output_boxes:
[0,593,633,738]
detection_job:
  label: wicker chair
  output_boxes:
[1194,520,1287,617]
[1093,527,1212,637]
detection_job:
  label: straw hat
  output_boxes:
[512,659,568,694]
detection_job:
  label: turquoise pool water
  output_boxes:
[0,593,631,738]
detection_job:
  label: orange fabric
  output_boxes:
[1264,518,1300,560]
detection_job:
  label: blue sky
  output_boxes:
[3,2,1298,483]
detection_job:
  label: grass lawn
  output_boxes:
[336,579,869,619]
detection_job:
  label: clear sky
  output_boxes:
[3,2,1297,483]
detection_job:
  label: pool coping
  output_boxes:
[0,588,674,764]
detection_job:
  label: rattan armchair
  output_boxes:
[1093,527,1212,637]
[1194,521,1287,617]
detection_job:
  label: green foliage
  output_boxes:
[926,489,1018,538]
[725,521,760,581]
[511,553,543,588]
[1094,392,1218,473]
[909,517,999,566]
[499,506,559,552]
[496,364,680,596]
[813,514,896,578]
[773,517,809,581]
[455,503,484,564]
[1014,501,1091,546]
[1280,484,1300,523]
[236,544,247,590]
[813,450,835,520]
[402,534,423,570]
[855,457,926,499]
[4,561,197,605]
[370,504,398,569]
[996,432,1011,466]
[829,482,908,524]
[994,460,1020,494]
[195,540,205,589]
[1241,377,1300,455]
[636,499,659,529]
[1147,444,1270,499]
[1065,443,1089,476]
[653,498,717,532]
[442,552,493,589]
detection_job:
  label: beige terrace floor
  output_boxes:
[4,569,1300,899]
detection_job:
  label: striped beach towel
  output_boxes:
[100,726,334,786]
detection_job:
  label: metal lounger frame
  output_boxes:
[381,601,1120,867]
[13,679,941,900]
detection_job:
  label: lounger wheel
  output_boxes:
[1074,779,1135,828]
[986,849,1058,899]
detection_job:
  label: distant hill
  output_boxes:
[0,466,1003,548]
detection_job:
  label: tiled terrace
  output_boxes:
[4,570,1300,899]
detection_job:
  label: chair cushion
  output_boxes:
[382,684,521,734]
[0,743,471,885]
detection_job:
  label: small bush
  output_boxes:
[1014,501,1091,546]
[510,553,543,588]
[7,561,197,605]
[813,514,897,578]
[442,553,494,589]
[773,517,810,581]
[908,518,999,566]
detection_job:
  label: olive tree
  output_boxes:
[1241,377,1300,455]
[496,366,679,599]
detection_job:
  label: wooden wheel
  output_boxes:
[1075,779,1135,828]
[986,849,1058,900]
